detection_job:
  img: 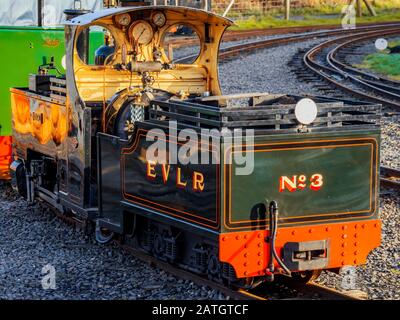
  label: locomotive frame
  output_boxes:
[10,6,382,286]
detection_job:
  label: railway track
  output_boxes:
[119,243,365,300]
[176,23,400,64]
[380,166,400,189]
[171,21,400,48]
[291,27,400,109]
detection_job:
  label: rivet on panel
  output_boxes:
[354,259,357,264]
[292,231,296,236]
[341,261,345,266]
[354,233,358,238]
[362,224,366,229]
[222,236,227,242]
[341,252,345,257]
[244,234,248,240]
[243,262,247,267]
[354,242,358,247]
[326,227,331,232]
[244,271,248,276]
[258,252,263,256]
[244,244,248,249]
[342,242,347,248]
[258,242,262,248]
[374,223,378,228]
[258,261,262,266]
[309,228,313,234]
[342,225,347,231]
[354,251,358,256]
[244,253,248,258]
[236,235,241,240]
[354,224,358,229]
[342,234,347,239]
[258,233,263,239]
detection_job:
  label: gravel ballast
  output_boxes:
[0,37,399,300]
[0,187,224,300]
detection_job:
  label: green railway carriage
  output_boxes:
[0,0,103,137]
[0,26,66,136]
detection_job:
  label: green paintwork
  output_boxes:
[0,26,103,137]
[221,129,380,232]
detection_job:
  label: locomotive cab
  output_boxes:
[67,7,231,139]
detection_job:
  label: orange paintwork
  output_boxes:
[11,90,68,145]
[11,92,31,134]
[219,219,381,278]
[0,136,12,180]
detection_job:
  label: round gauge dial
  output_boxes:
[131,21,154,45]
[152,12,166,27]
[115,13,131,27]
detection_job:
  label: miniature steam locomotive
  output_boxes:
[10,6,381,287]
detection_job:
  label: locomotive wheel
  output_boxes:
[290,270,322,283]
[207,254,221,281]
[95,221,114,244]
[153,233,166,259]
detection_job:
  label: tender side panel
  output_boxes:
[111,127,220,231]
[223,133,379,231]
[11,89,67,146]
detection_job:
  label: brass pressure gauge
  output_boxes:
[115,13,131,27]
[152,11,166,27]
[130,21,154,45]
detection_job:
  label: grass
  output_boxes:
[358,42,400,80]
[228,8,400,31]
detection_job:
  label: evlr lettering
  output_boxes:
[146,160,205,192]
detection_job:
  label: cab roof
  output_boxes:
[64,6,234,26]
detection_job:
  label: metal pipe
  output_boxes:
[285,0,290,21]
[223,0,235,18]
[267,201,291,279]
[38,0,43,27]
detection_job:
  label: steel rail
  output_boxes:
[169,22,400,48]
[303,28,400,109]
[175,23,400,64]
[380,166,400,189]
